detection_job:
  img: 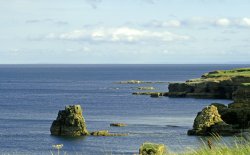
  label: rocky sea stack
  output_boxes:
[187,105,236,135]
[50,105,89,136]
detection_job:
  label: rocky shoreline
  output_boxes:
[168,68,250,136]
[168,68,250,99]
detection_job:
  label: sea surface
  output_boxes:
[0,64,249,155]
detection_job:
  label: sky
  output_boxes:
[0,0,250,64]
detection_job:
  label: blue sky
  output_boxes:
[1,0,250,64]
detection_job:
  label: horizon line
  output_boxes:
[0,63,250,65]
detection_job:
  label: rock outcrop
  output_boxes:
[231,84,250,108]
[187,105,234,135]
[50,105,89,136]
[188,84,250,136]
[188,105,237,136]
[213,85,250,129]
[139,142,167,155]
[168,68,250,99]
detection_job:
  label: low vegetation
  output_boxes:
[242,83,250,86]
[139,135,250,155]
[202,68,250,78]
[175,137,250,155]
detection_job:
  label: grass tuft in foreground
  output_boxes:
[170,135,250,155]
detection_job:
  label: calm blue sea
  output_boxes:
[0,64,249,155]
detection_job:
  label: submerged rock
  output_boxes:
[110,123,127,127]
[90,130,109,136]
[117,80,143,84]
[50,105,89,136]
[90,130,128,136]
[136,87,155,90]
[139,142,167,155]
[116,80,168,84]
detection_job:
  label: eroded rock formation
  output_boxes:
[187,105,235,135]
[50,105,89,136]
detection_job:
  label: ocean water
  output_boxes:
[0,64,249,155]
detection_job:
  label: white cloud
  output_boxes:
[47,27,190,43]
[147,17,250,28]
[214,18,231,26]
[238,17,250,27]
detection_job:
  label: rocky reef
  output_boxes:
[110,123,127,127]
[50,105,89,136]
[132,92,168,97]
[139,142,167,155]
[168,68,250,99]
[90,130,128,136]
[135,87,155,90]
[116,80,168,84]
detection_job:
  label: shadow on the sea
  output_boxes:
[50,135,87,142]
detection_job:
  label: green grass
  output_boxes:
[202,68,250,78]
[176,143,250,155]
[168,135,250,155]
[39,137,250,155]
[241,83,250,86]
